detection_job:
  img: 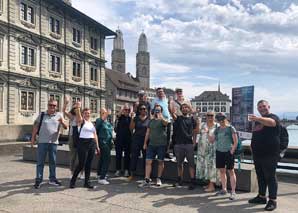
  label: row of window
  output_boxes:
[20,2,99,51]
[197,106,227,113]
[195,102,228,106]
[20,44,99,81]
[19,91,99,113]
[118,90,138,99]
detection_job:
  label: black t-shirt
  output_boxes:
[174,115,197,145]
[251,113,280,157]
[115,115,131,141]
[133,116,150,139]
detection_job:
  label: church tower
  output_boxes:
[112,29,126,73]
[136,32,150,89]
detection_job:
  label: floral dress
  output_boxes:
[196,122,218,183]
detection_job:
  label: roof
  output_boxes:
[105,68,140,92]
[192,91,231,102]
[49,0,116,37]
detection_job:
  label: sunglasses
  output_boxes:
[140,108,146,110]
[207,114,214,117]
[124,109,130,111]
[48,104,57,107]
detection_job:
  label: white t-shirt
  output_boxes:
[79,121,96,139]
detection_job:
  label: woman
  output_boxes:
[196,111,218,192]
[69,106,100,189]
[128,104,150,181]
[62,97,84,179]
[140,104,168,187]
[211,113,238,200]
[114,104,132,177]
[96,108,114,185]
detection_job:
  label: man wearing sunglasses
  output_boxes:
[31,99,68,189]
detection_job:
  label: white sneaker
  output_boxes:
[156,178,162,186]
[78,173,84,180]
[98,179,110,185]
[114,170,121,177]
[124,170,129,177]
[229,192,236,200]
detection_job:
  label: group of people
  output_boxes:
[30,87,281,211]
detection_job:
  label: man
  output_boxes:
[31,99,68,189]
[134,90,151,117]
[172,103,198,190]
[150,88,172,158]
[169,88,192,148]
[249,100,280,211]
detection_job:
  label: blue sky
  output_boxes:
[72,0,298,115]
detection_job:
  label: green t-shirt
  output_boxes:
[95,118,113,144]
[148,119,167,146]
[215,125,236,152]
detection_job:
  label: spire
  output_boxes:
[218,81,221,92]
[138,32,148,52]
[113,29,124,50]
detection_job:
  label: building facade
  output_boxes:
[191,90,231,120]
[0,0,115,139]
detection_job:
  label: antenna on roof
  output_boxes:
[218,81,221,92]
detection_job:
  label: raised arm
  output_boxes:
[249,115,276,127]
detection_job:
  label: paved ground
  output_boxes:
[0,155,297,213]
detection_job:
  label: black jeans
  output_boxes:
[130,136,146,174]
[253,156,278,200]
[115,138,131,171]
[71,139,95,185]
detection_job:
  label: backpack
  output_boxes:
[37,112,45,135]
[279,125,289,158]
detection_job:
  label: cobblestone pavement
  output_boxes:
[0,155,297,213]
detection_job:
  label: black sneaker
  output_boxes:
[34,181,42,189]
[188,183,195,190]
[264,200,277,211]
[49,179,62,186]
[165,153,172,159]
[84,183,95,189]
[248,195,267,204]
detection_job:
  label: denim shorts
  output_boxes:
[146,145,166,161]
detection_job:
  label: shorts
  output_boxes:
[216,150,235,170]
[174,144,195,168]
[146,145,166,161]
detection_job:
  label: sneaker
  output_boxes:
[84,183,95,189]
[114,170,121,177]
[188,182,195,190]
[173,180,183,187]
[34,181,42,189]
[229,192,237,200]
[49,179,62,186]
[165,153,172,159]
[127,175,134,181]
[69,182,75,189]
[78,173,84,180]
[215,189,227,196]
[264,200,277,211]
[124,170,129,177]
[156,178,162,186]
[98,179,110,185]
[139,179,151,188]
[248,195,267,204]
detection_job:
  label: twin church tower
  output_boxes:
[111,29,150,89]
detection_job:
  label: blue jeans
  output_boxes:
[36,143,57,182]
[146,145,166,161]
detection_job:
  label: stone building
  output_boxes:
[191,86,231,120]
[0,0,115,141]
[106,29,150,116]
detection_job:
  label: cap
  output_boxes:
[215,112,226,120]
[138,90,145,96]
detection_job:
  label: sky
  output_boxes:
[72,0,298,116]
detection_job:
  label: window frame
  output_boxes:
[49,53,61,73]
[90,36,98,51]
[72,28,81,44]
[90,98,97,113]
[20,90,35,112]
[20,44,36,67]
[0,86,3,112]
[72,61,82,78]
[90,65,98,82]
[20,2,35,25]
[49,16,61,35]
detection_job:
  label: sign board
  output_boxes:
[231,86,254,137]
